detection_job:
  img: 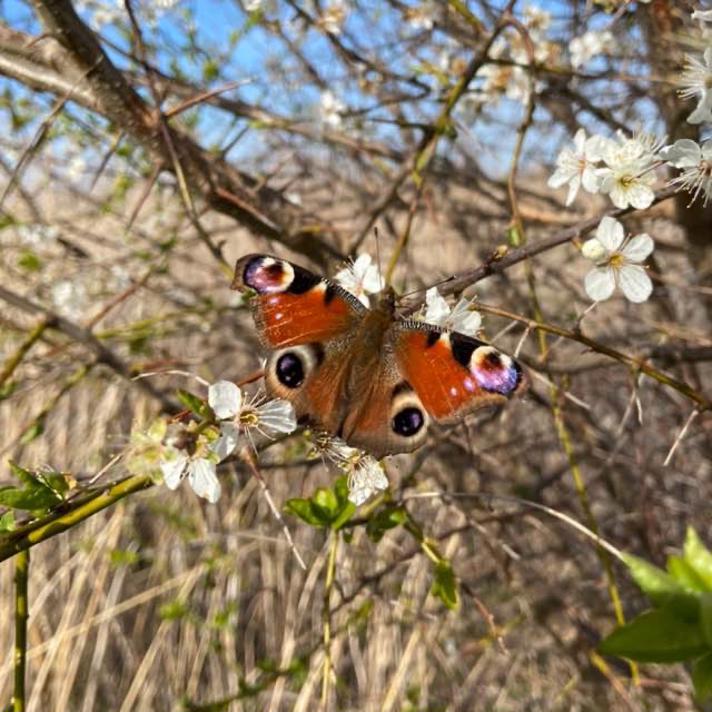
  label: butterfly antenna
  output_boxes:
[373,226,385,287]
[400,274,456,299]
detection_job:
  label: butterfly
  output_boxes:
[231,254,526,459]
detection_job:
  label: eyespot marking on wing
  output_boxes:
[240,255,323,296]
[468,344,522,395]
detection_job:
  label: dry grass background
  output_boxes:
[0,174,710,712]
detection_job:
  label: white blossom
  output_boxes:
[209,380,297,443]
[405,2,435,30]
[17,223,59,246]
[334,254,384,307]
[209,380,242,419]
[692,9,712,24]
[421,287,482,336]
[660,139,712,207]
[548,129,606,205]
[569,30,614,69]
[582,216,654,304]
[348,456,389,506]
[318,0,347,34]
[476,63,532,104]
[597,132,661,209]
[160,450,221,504]
[319,91,345,129]
[679,48,712,124]
[307,433,389,505]
[51,279,88,320]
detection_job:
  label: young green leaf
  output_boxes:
[0,462,64,511]
[431,560,459,610]
[622,552,695,607]
[284,498,329,527]
[701,593,712,648]
[177,389,212,419]
[684,528,712,590]
[366,505,408,543]
[668,555,710,592]
[599,606,709,663]
[692,652,712,702]
[0,510,15,532]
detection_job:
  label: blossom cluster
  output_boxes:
[159,381,297,503]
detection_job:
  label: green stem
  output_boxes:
[0,475,152,564]
[0,319,50,388]
[12,549,29,712]
[321,530,339,707]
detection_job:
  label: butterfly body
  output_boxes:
[232,254,525,458]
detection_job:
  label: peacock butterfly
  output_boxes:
[231,254,526,458]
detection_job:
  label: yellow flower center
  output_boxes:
[609,252,625,269]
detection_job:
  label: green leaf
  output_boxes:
[701,593,712,647]
[366,505,408,543]
[0,463,63,511]
[330,501,355,531]
[668,555,710,592]
[202,58,219,82]
[20,419,44,444]
[333,476,350,507]
[37,471,76,498]
[177,389,212,419]
[17,250,42,272]
[431,560,459,610]
[284,498,328,527]
[312,487,338,520]
[0,510,15,532]
[599,606,709,663]
[684,527,712,590]
[110,549,140,568]
[622,553,694,607]
[159,599,189,620]
[692,652,712,702]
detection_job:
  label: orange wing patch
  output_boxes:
[256,288,355,347]
[396,331,514,421]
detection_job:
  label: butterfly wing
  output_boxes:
[231,254,365,435]
[393,320,526,423]
[232,254,367,348]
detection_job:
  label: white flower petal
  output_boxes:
[213,422,240,460]
[581,166,602,193]
[581,238,607,262]
[626,183,655,210]
[348,457,389,506]
[687,91,712,124]
[160,454,188,490]
[255,399,298,434]
[360,263,385,294]
[585,267,616,301]
[188,458,221,503]
[618,265,653,303]
[423,287,451,324]
[659,139,701,168]
[573,128,586,153]
[448,298,482,335]
[621,234,654,263]
[595,216,625,252]
[564,174,581,206]
[208,381,242,419]
[334,253,383,300]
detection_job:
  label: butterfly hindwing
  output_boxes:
[393,321,525,423]
[232,254,366,348]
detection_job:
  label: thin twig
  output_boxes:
[663,408,699,467]
[238,447,307,570]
